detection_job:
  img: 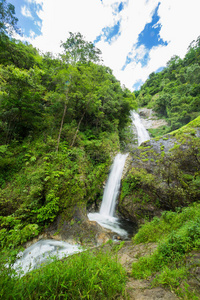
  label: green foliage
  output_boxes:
[61,32,102,64]
[152,266,188,289]
[136,36,200,133]
[148,126,168,138]
[0,37,42,69]
[0,64,46,142]
[120,167,155,201]
[0,249,126,299]
[133,203,200,245]
[0,219,39,249]
[132,204,200,281]
[0,26,135,248]
[0,0,20,36]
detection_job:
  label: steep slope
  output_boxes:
[136,36,200,136]
[119,116,200,223]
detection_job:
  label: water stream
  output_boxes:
[88,153,129,238]
[13,240,82,276]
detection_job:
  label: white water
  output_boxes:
[88,111,150,237]
[13,240,82,276]
[100,153,129,217]
[88,153,129,238]
[131,111,150,145]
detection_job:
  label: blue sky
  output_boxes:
[9,0,200,91]
[9,0,42,38]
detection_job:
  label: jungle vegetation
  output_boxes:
[0,0,137,251]
[136,36,200,136]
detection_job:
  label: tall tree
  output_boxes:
[61,32,102,65]
[0,0,20,36]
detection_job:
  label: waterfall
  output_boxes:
[131,111,150,145]
[88,153,129,238]
[12,111,149,275]
[88,111,150,238]
[99,153,128,217]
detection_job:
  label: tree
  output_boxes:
[0,38,42,69]
[61,32,102,65]
[0,0,20,36]
[0,65,46,142]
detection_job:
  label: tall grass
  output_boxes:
[133,203,200,244]
[131,203,200,298]
[0,249,126,299]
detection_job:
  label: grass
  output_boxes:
[0,248,127,300]
[131,203,200,298]
[133,203,200,244]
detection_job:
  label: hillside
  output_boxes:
[0,31,137,252]
[119,115,200,223]
[136,36,200,137]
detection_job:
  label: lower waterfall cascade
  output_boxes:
[88,153,129,239]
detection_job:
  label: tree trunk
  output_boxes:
[70,111,85,148]
[56,102,67,153]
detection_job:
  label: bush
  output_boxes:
[133,203,200,244]
[132,204,200,280]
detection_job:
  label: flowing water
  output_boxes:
[88,111,150,238]
[13,240,82,276]
[131,111,150,145]
[88,153,129,239]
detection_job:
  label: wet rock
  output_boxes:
[25,205,112,247]
[139,108,168,130]
[96,232,110,245]
[119,193,162,224]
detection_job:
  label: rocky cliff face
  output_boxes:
[118,115,200,224]
[139,108,168,129]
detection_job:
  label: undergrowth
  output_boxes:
[0,249,126,300]
[133,203,200,244]
[131,203,200,298]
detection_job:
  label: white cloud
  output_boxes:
[34,20,42,28]
[25,0,43,4]
[21,5,33,19]
[158,0,200,58]
[29,30,36,39]
[30,0,114,54]
[19,0,200,91]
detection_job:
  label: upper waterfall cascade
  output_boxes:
[131,111,150,145]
